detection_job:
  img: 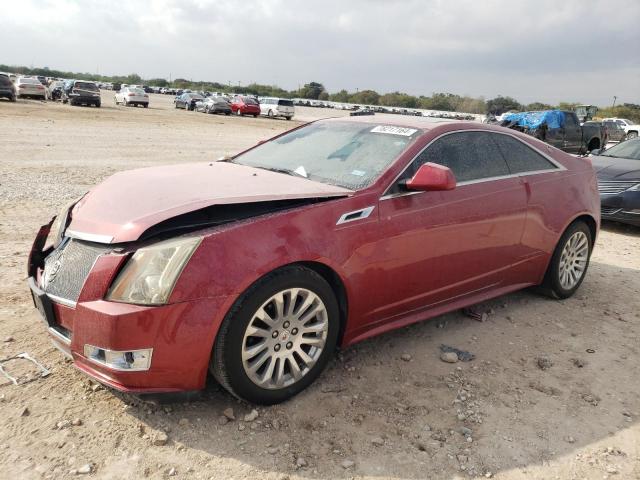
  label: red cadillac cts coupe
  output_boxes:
[28,116,599,404]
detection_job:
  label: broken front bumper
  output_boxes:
[27,223,231,393]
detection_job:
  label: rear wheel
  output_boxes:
[268,110,274,118]
[236,109,242,116]
[211,266,339,404]
[540,220,592,299]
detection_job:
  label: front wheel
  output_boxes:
[627,131,638,140]
[540,220,592,299]
[211,266,340,404]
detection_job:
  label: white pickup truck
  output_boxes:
[603,118,640,139]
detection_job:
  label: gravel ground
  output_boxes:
[0,92,639,480]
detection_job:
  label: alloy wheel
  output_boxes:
[558,231,589,290]
[241,288,328,389]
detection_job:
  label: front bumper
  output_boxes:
[600,191,640,227]
[28,224,231,393]
[68,94,100,104]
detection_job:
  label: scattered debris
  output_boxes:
[3,337,14,343]
[400,354,412,362]
[152,432,169,446]
[20,406,30,417]
[341,459,355,469]
[371,436,384,446]
[222,407,235,421]
[581,393,600,406]
[564,436,576,443]
[463,307,488,322]
[586,348,596,354]
[572,358,586,368]
[76,464,93,475]
[0,352,51,386]
[440,351,459,363]
[441,345,475,362]
[244,409,259,422]
[536,356,553,370]
[295,457,307,468]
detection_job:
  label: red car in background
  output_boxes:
[231,95,260,117]
[28,117,599,404]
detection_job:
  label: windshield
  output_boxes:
[232,121,420,189]
[20,78,40,84]
[278,99,294,107]
[74,82,98,91]
[243,97,258,105]
[600,139,640,160]
[620,119,633,125]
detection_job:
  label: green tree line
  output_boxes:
[2,64,638,121]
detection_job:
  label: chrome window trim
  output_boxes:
[65,229,114,244]
[336,206,375,225]
[380,129,567,201]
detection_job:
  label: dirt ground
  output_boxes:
[0,92,639,480]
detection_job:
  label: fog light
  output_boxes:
[83,345,153,371]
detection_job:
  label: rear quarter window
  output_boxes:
[491,134,558,173]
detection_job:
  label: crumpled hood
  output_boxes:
[67,162,351,243]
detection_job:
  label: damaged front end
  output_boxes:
[26,194,342,392]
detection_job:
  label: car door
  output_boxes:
[366,130,528,325]
[562,113,583,153]
[490,132,565,276]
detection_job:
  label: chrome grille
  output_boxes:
[597,180,637,195]
[41,239,112,304]
[601,207,621,215]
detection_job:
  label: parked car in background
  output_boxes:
[591,138,640,226]
[62,80,101,107]
[602,120,627,143]
[260,97,295,120]
[231,96,260,117]
[27,117,599,404]
[195,96,232,115]
[0,73,16,102]
[114,87,149,107]
[37,75,47,85]
[48,80,65,101]
[175,92,204,110]
[15,77,47,99]
[602,118,640,140]
[501,110,604,154]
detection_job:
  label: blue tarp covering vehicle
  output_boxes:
[502,110,565,130]
[500,110,604,154]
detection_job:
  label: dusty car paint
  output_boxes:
[28,117,600,393]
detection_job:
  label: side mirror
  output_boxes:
[405,162,456,192]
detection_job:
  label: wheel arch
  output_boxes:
[293,261,349,346]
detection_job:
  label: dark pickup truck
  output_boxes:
[501,110,604,155]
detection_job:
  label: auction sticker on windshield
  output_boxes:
[371,125,418,136]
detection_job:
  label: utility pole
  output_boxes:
[612,96,617,108]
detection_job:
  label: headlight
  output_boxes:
[107,236,201,305]
[627,183,640,191]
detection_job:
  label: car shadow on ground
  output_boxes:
[112,257,640,479]
[601,220,640,237]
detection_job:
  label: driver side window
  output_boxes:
[386,131,510,195]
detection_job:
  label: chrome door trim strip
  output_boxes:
[46,293,77,308]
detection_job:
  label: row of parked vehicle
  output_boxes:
[174,92,295,119]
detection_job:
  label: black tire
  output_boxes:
[627,131,638,140]
[143,103,148,108]
[540,220,592,299]
[95,102,101,108]
[253,114,257,118]
[10,95,16,103]
[211,265,340,404]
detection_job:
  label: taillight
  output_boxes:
[127,93,136,96]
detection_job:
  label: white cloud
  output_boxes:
[2,0,639,104]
